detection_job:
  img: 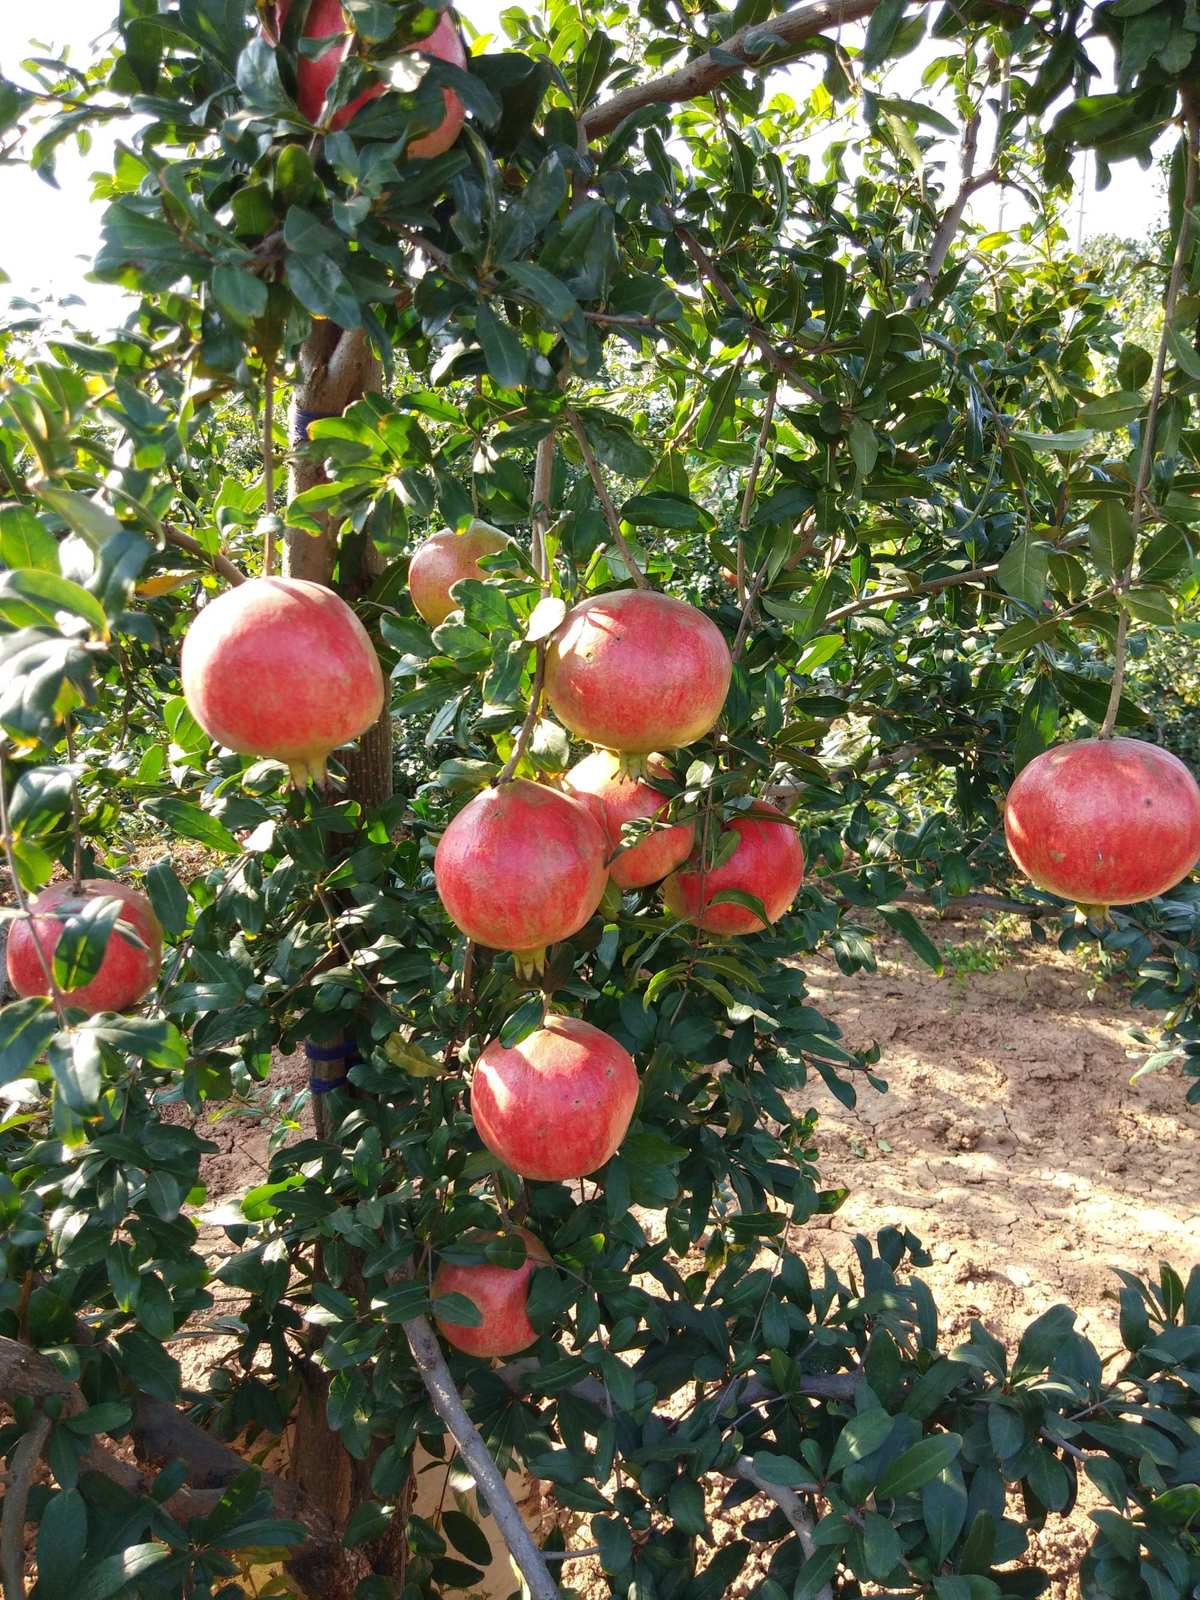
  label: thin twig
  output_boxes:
[566,409,649,589]
[1100,103,1198,736]
[403,1314,560,1600]
[0,1411,51,1600]
[736,385,777,608]
[263,359,277,579]
[64,718,83,892]
[498,430,558,783]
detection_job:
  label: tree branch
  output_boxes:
[160,525,246,588]
[674,227,824,403]
[824,563,999,625]
[566,408,650,589]
[734,1455,828,1593]
[1,1412,50,1600]
[581,0,910,140]
[402,1316,560,1600]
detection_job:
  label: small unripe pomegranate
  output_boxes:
[181,576,385,788]
[663,803,805,936]
[471,1015,638,1180]
[564,750,695,889]
[433,1227,550,1357]
[545,589,732,759]
[408,520,509,626]
[273,0,467,150]
[434,780,608,975]
[1005,736,1200,906]
[7,880,163,1015]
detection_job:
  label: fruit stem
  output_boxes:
[566,407,650,590]
[1099,99,1198,739]
[262,358,277,579]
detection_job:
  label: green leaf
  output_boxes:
[828,1409,895,1476]
[922,1465,967,1565]
[592,1514,633,1574]
[1009,429,1093,452]
[37,488,124,551]
[996,535,1050,606]
[877,905,943,974]
[212,264,269,328]
[1013,1303,1077,1380]
[668,1476,708,1536]
[475,302,528,389]
[877,1433,963,1499]
[52,893,130,992]
[1014,676,1058,773]
[862,0,907,69]
[287,251,361,329]
[861,1510,902,1580]
[36,1489,88,1600]
[499,995,545,1048]
[0,568,108,636]
[749,1451,815,1487]
[75,1543,172,1600]
[443,1509,494,1565]
[1077,390,1145,431]
[0,504,57,570]
[142,797,242,853]
[1087,501,1136,579]
[0,996,56,1085]
[619,494,704,529]
[144,857,190,937]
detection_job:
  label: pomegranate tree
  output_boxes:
[408,520,508,626]
[272,0,467,150]
[564,749,695,889]
[432,1227,550,1356]
[471,1014,638,1180]
[181,576,384,788]
[7,880,163,1015]
[664,803,805,936]
[544,589,732,760]
[1005,736,1200,906]
[433,780,608,975]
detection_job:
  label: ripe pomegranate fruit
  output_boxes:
[434,780,608,975]
[273,0,466,148]
[181,576,385,788]
[544,589,732,760]
[1005,736,1200,906]
[433,1227,550,1357]
[408,520,508,626]
[7,880,163,1015]
[471,1014,638,1181]
[663,803,805,936]
[564,750,695,889]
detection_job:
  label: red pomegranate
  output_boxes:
[181,577,385,788]
[663,803,805,936]
[471,1014,638,1181]
[408,520,508,626]
[434,780,608,975]
[564,750,695,889]
[1005,736,1200,906]
[544,589,732,759]
[273,0,466,148]
[7,880,163,1015]
[433,1227,550,1357]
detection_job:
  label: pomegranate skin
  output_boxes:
[7,880,163,1015]
[663,803,805,936]
[545,590,732,755]
[472,1015,639,1181]
[274,0,466,148]
[434,781,608,973]
[408,521,508,626]
[1005,737,1200,906]
[433,1227,550,1357]
[564,750,695,890]
[181,577,385,788]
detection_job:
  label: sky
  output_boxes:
[0,0,1170,334]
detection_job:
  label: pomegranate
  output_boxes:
[471,1014,638,1180]
[408,520,508,627]
[663,803,805,936]
[273,0,466,149]
[7,880,163,1015]
[564,750,695,890]
[181,576,385,788]
[1005,736,1200,906]
[544,589,732,759]
[434,780,608,975]
[433,1227,550,1357]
